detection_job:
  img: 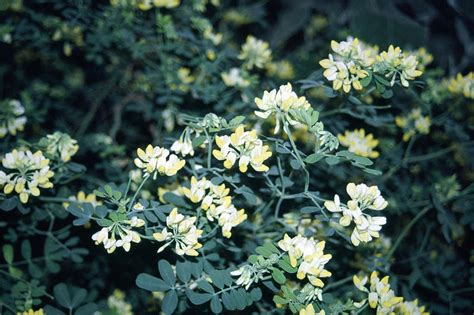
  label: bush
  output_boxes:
[1,1,473,314]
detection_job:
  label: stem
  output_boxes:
[127,175,149,212]
[386,206,431,260]
[282,120,310,192]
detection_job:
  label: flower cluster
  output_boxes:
[134,144,185,179]
[0,99,26,138]
[397,299,430,315]
[266,60,295,80]
[277,234,332,287]
[40,132,79,162]
[353,272,403,314]
[319,37,423,92]
[324,183,388,246]
[213,125,272,172]
[171,129,195,157]
[153,208,203,256]
[319,38,374,93]
[63,191,102,209]
[407,47,433,71]
[448,72,473,99]
[338,128,379,158]
[238,35,272,70]
[254,83,312,134]
[107,289,133,315]
[299,304,325,315]
[181,176,247,238]
[0,149,54,203]
[221,68,250,88]
[395,108,431,142]
[91,216,145,253]
[375,45,423,87]
[124,0,180,10]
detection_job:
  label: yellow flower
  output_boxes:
[395,108,431,142]
[338,129,379,158]
[0,149,54,203]
[448,72,474,99]
[136,0,180,10]
[277,234,332,287]
[353,271,403,314]
[0,99,26,138]
[397,299,430,315]
[134,144,185,179]
[17,309,44,315]
[204,26,222,45]
[213,125,272,173]
[266,60,295,80]
[63,191,102,208]
[107,289,134,315]
[376,45,422,87]
[238,35,272,70]
[92,215,144,254]
[181,177,247,237]
[407,47,433,71]
[153,208,203,256]
[221,68,250,88]
[324,183,387,246]
[41,131,79,162]
[254,83,311,134]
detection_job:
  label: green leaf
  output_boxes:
[381,89,393,98]
[304,153,324,164]
[209,270,225,289]
[162,290,178,315]
[159,260,176,286]
[360,71,373,87]
[192,135,207,148]
[21,240,31,260]
[229,115,246,126]
[0,196,17,211]
[210,295,223,313]
[278,258,297,274]
[348,95,362,105]
[352,155,373,166]
[255,246,273,258]
[362,168,382,176]
[325,156,340,165]
[28,262,42,278]
[74,303,98,315]
[271,268,286,284]
[176,261,191,283]
[71,288,87,308]
[273,295,289,305]
[44,306,66,315]
[197,280,215,294]
[54,283,71,308]
[163,192,189,208]
[136,273,171,291]
[186,290,213,305]
[2,244,13,264]
[221,291,236,310]
[250,288,262,301]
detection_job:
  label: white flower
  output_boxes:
[134,144,185,179]
[0,149,54,203]
[41,132,79,162]
[324,183,388,246]
[221,68,250,88]
[171,138,194,157]
[0,99,27,138]
[277,234,332,287]
[254,83,312,134]
[238,35,272,70]
[153,208,203,256]
[213,125,272,173]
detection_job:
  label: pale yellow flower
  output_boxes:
[0,99,26,138]
[338,129,379,158]
[63,191,102,208]
[17,309,44,315]
[238,35,272,70]
[134,144,185,179]
[0,149,54,203]
[153,208,203,256]
[213,125,272,172]
[448,72,474,99]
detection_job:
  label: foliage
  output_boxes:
[1,0,473,314]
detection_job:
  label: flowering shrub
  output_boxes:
[0,1,473,315]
